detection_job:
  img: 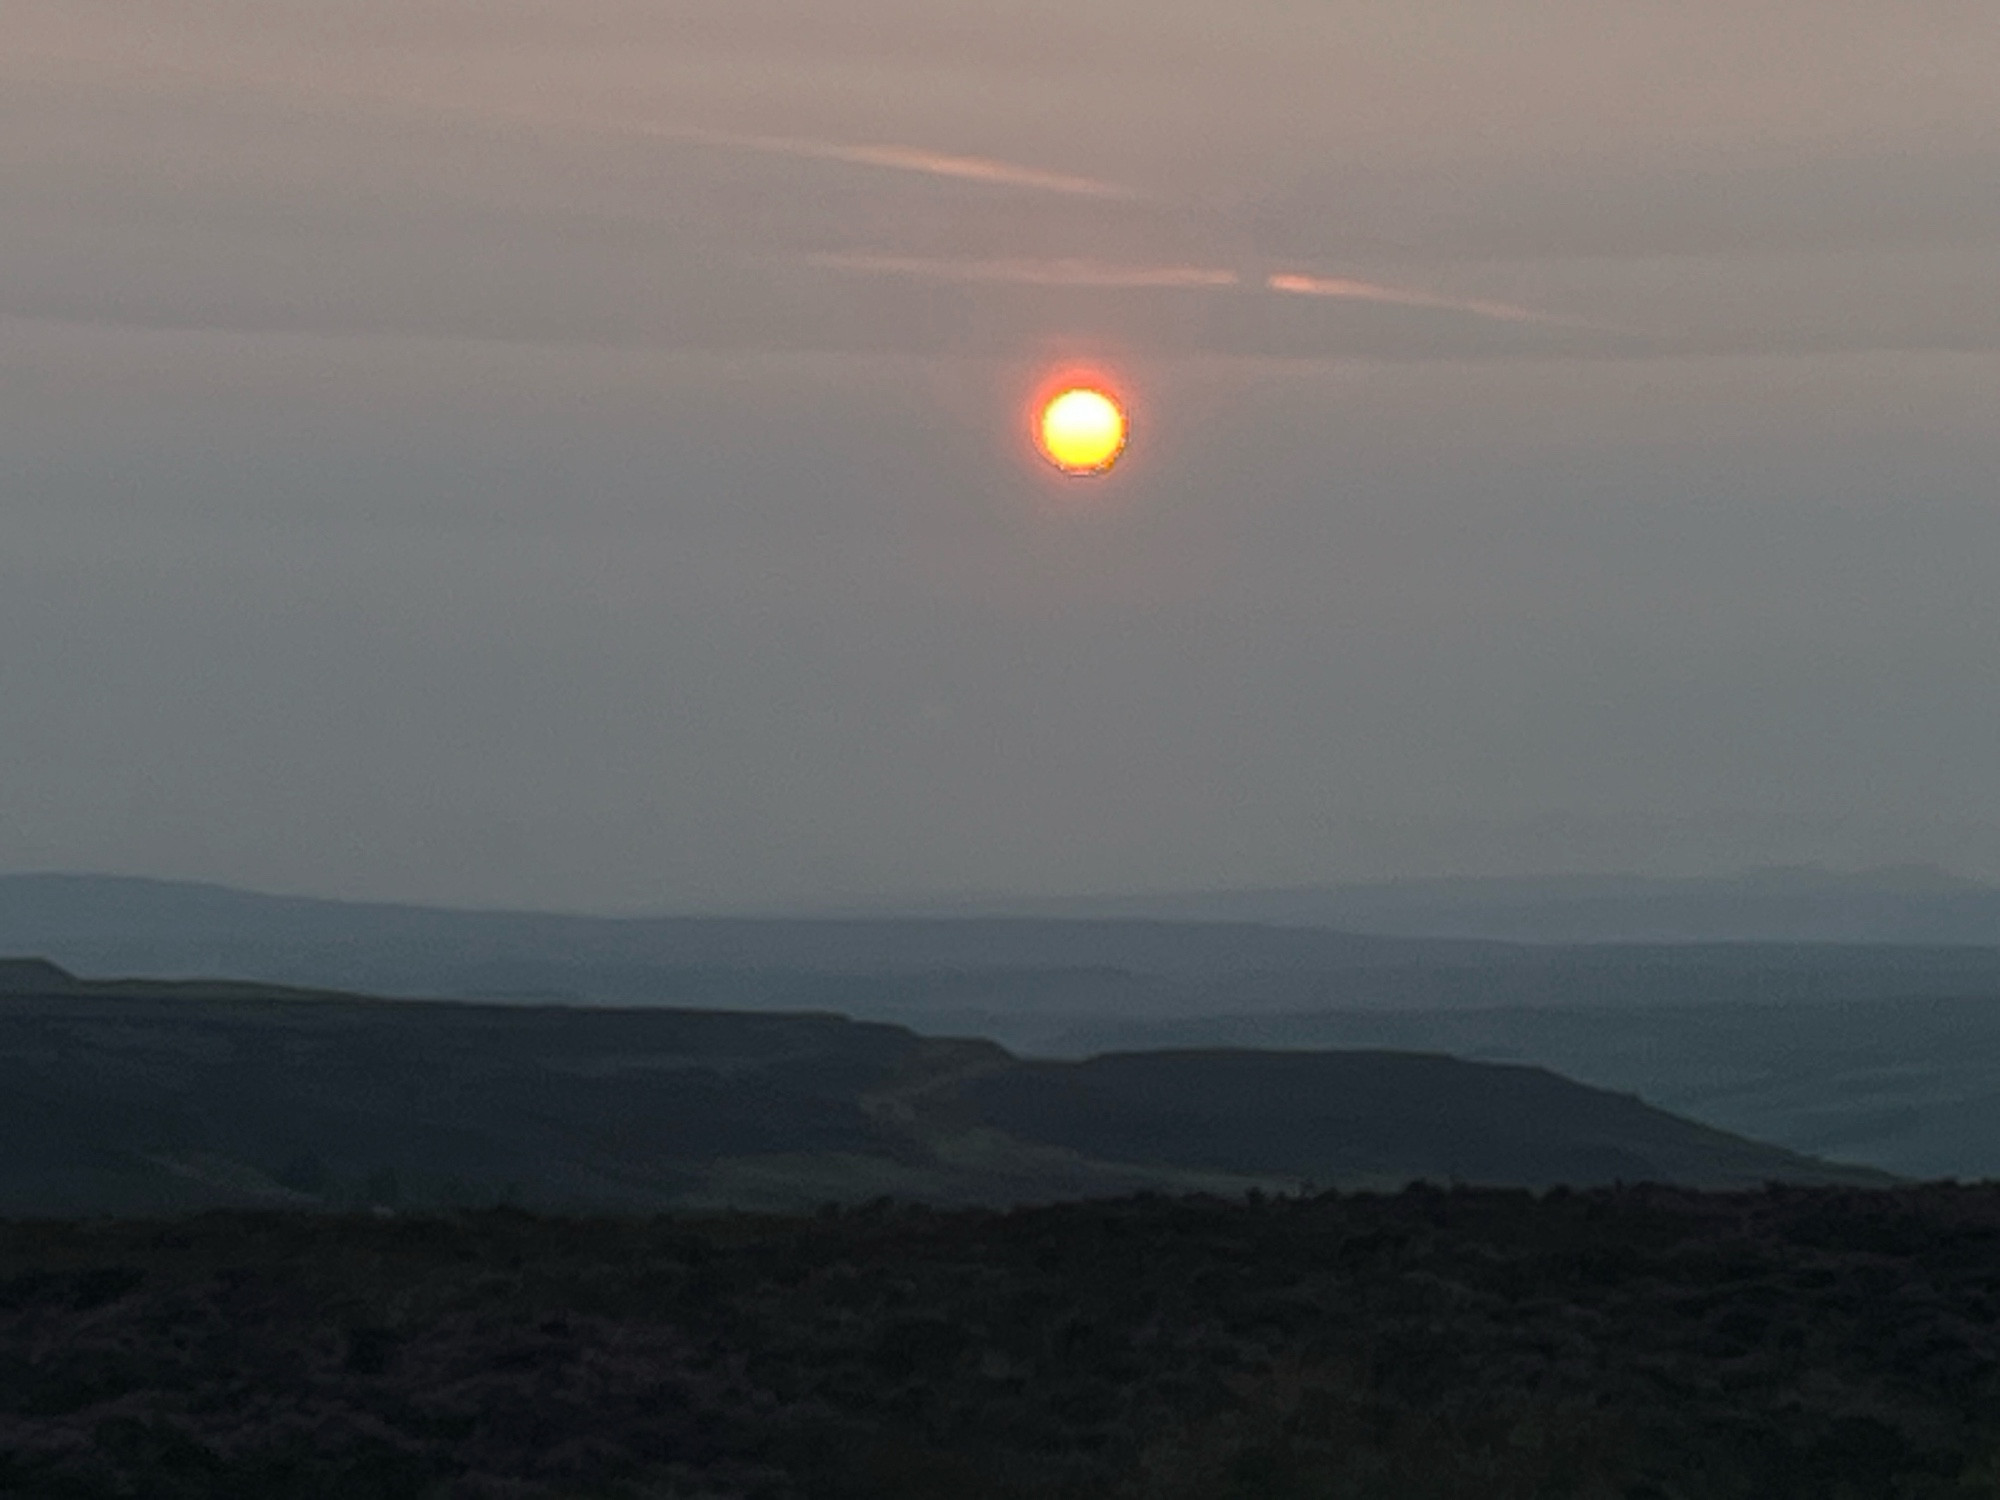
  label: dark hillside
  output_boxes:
[0,968,1882,1216]
[1042,997,2000,1182]
[0,981,931,1216]
[0,958,76,994]
[963,1049,1846,1188]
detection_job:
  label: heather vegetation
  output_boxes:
[5,1184,2000,1497]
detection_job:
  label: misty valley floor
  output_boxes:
[5,1186,2000,1498]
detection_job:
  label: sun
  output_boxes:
[1037,385,1128,475]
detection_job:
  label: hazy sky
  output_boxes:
[4,1,2000,910]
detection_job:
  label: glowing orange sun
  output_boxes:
[1037,386,1128,475]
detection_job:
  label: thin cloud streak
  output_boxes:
[803,254,1238,288]
[1266,272,1545,324]
[802,253,1557,317]
[664,126,1138,199]
[801,254,1645,341]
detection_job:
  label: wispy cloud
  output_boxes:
[664,127,1138,199]
[1266,272,1545,324]
[803,254,1237,288]
[801,254,1594,329]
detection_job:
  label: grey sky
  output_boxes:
[3,1,1999,910]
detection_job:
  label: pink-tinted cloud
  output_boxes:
[1265,272,1545,324]
[668,127,1137,199]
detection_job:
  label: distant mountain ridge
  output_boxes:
[931,866,2000,945]
[0,963,1886,1215]
[12,876,2000,1039]
[0,871,1496,983]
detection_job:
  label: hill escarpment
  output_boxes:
[0,962,1884,1215]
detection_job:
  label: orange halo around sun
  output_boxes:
[1036,385,1128,475]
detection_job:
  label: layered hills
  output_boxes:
[974,865,2000,944]
[0,963,1883,1216]
[9,876,2000,1038]
[11,874,2000,1181]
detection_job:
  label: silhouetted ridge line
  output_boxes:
[0,958,77,994]
[0,975,1889,1217]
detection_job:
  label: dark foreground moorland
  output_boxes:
[6,1185,2000,1498]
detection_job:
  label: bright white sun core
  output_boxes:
[1037,386,1128,475]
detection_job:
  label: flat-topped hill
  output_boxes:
[0,967,1885,1216]
[0,958,76,994]
[964,1048,1847,1190]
